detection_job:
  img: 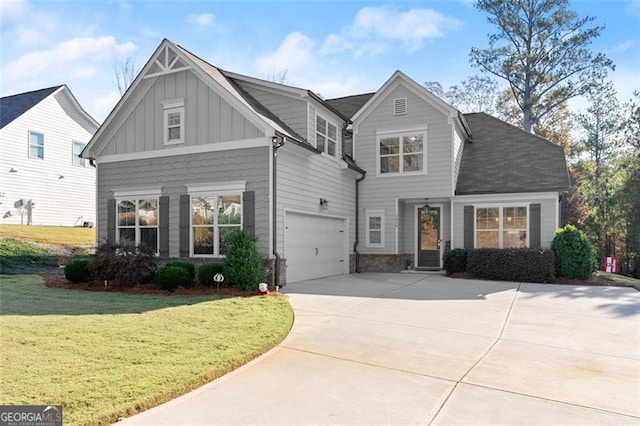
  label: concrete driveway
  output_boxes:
[120,272,640,424]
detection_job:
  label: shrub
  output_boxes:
[551,225,597,280]
[88,241,157,287]
[198,263,225,287]
[223,229,265,291]
[155,265,191,292]
[466,248,556,283]
[164,261,195,286]
[443,248,468,276]
[64,258,91,283]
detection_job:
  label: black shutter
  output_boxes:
[463,205,474,249]
[107,199,116,243]
[243,191,255,235]
[159,196,169,257]
[530,203,541,248]
[179,194,190,258]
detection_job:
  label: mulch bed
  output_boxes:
[41,274,268,297]
[450,272,622,286]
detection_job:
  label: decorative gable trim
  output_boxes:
[142,44,191,79]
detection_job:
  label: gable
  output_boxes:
[0,86,62,129]
[456,113,570,195]
[95,69,264,157]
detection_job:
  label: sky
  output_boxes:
[1,0,639,123]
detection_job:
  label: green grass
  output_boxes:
[596,271,640,291]
[0,239,58,274]
[0,224,95,246]
[0,275,293,425]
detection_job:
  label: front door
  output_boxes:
[418,207,440,268]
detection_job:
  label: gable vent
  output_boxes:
[393,98,407,115]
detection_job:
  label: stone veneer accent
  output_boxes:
[356,254,415,273]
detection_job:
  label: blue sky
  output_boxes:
[1,0,638,123]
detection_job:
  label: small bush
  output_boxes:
[164,261,195,286]
[466,248,555,283]
[443,248,468,276]
[89,241,157,287]
[155,265,191,292]
[198,263,225,287]
[223,229,265,291]
[551,225,597,280]
[64,258,91,283]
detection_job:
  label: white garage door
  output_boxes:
[285,212,347,283]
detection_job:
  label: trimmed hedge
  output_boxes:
[551,225,597,280]
[466,248,555,283]
[198,263,225,287]
[64,258,91,283]
[155,265,191,292]
[443,248,468,276]
[164,261,195,286]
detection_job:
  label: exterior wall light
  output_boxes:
[319,198,328,209]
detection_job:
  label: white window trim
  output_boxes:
[365,209,385,248]
[376,128,427,177]
[114,195,160,254]
[315,112,339,157]
[163,98,184,145]
[473,204,530,249]
[72,141,86,167]
[28,130,44,159]
[187,181,245,258]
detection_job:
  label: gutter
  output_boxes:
[353,171,366,273]
[272,133,285,288]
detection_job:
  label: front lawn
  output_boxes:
[0,275,293,425]
[596,271,640,291]
[0,224,95,246]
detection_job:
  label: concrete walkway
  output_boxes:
[119,273,640,424]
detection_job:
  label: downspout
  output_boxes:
[354,172,366,272]
[272,135,285,288]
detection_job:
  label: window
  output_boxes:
[72,141,86,167]
[475,206,528,249]
[378,130,425,175]
[191,194,242,257]
[163,99,184,145]
[316,114,338,157]
[29,131,44,159]
[117,198,159,253]
[366,210,385,248]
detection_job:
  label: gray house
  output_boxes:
[82,39,569,284]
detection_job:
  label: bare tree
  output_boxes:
[114,57,137,95]
[266,68,288,84]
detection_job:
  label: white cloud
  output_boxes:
[254,32,317,76]
[608,40,635,54]
[70,67,97,81]
[187,13,215,27]
[322,6,463,56]
[0,0,29,23]
[93,91,122,123]
[1,36,137,84]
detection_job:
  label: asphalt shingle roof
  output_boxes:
[457,112,570,195]
[325,93,374,119]
[0,86,62,129]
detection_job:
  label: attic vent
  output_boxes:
[393,98,407,115]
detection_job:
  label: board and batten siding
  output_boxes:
[353,83,454,253]
[276,144,357,258]
[96,147,270,257]
[0,92,96,226]
[451,193,561,250]
[100,70,263,157]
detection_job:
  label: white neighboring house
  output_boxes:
[0,85,99,226]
